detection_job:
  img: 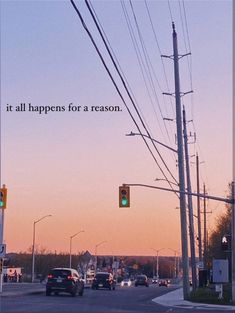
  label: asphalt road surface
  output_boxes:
[1,285,233,313]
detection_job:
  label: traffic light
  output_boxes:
[119,186,130,208]
[0,258,3,274]
[221,234,231,251]
[0,186,7,209]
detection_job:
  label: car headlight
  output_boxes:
[121,281,124,286]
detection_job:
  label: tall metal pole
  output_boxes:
[183,107,197,291]
[31,222,36,283]
[0,184,6,293]
[172,22,190,299]
[156,251,159,280]
[231,181,235,301]
[196,154,202,262]
[203,183,207,266]
[95,241,107,274]
[69,237,72,268]
[152,257,155,278]
[69,230,85,268]
[31,215,52,283]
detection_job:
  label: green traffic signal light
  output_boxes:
[0,188,7,209]
[121,197,128,206]
[0,192,3,207]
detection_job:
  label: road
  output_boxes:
[1,284,234,313]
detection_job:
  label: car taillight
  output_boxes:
[67,275,73,280]
[47,274,53,279]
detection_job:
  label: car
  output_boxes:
[134,275,149,287]
[121,278,132,287]
[159,279,168,287]
[152,277,158,284]
[91,272,115,290]
[46,268,84,297]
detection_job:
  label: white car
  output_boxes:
[121,278,132,287]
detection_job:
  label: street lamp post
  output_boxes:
[31,214,52,283]
[168,248,179,279]
[69,230,84,268]
[151,248,165,281]
[95,241,107,273]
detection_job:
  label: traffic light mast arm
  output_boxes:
[123,183,233,204]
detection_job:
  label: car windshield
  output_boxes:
[50,270,71,278]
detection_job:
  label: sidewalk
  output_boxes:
[153,288,235,311]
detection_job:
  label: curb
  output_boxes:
[152,288,235,311]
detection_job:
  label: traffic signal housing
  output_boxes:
[0,186,7,209]
[221,234,231,251]
[0,258,3,274]
[119,185,130,208]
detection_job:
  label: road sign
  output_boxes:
[0,244,6,258]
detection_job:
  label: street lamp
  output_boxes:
[167,248,180,279]
[95,241,107,273]
[150,248,165,281]
[69,230,85,268]
[32,214,52,283]
[155,178,179,186]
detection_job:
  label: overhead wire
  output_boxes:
[128,0,176,159]
[69,0,179,191]
[121,0,161,138]
[87,0,150,134]
[121,0,175,157]
[144,0,177,163]
[144,0,175,118]
[167,0,174,23]
[84,0,179,187]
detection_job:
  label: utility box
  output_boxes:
[212,259,229,283]
[199,269,208,287]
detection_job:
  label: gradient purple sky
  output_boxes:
[1,0,232,256]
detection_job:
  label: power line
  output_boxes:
[167,0,174,23]
[87,0,150,134]
[85,0,178,186]
[144,0,175,117]
[129,0,175,152]
[122,0,175,154]
[70,0,178,190]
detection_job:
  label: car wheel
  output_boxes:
[112,286,115,290]
[54,292,59,295]
[46,289,51,296]
[78,288,84,296]
[71,288,77,297]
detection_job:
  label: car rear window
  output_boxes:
[96,273,109,279]
[50,270,71,278]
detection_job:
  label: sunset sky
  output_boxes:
[1,0,232,257]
